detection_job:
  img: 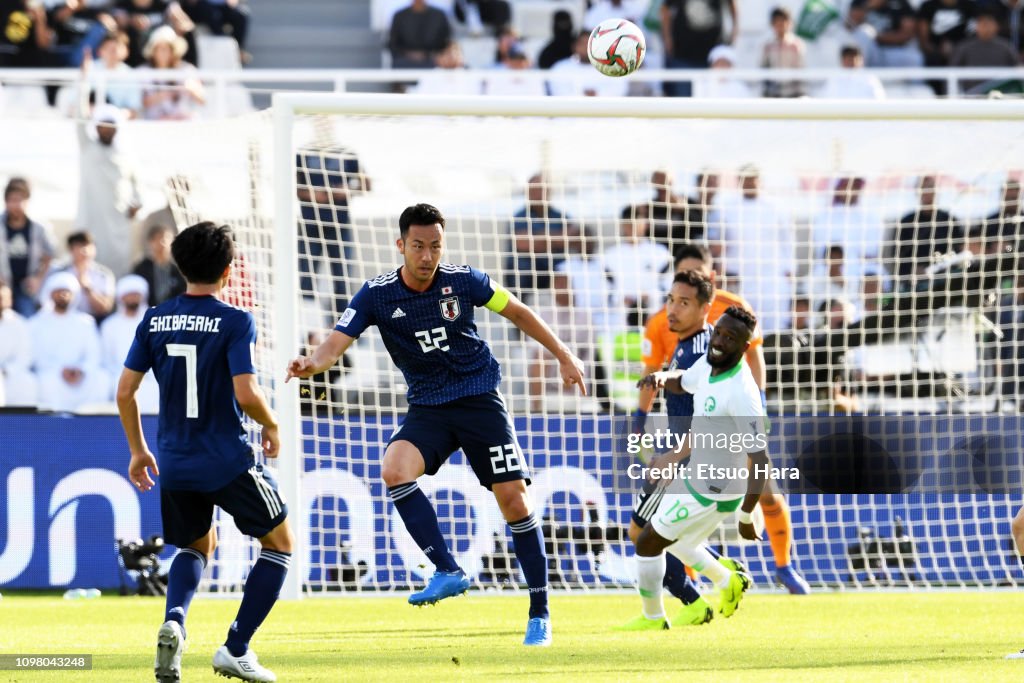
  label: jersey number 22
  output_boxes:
[415,327,449,353]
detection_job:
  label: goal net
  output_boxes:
[183,96,1024,595]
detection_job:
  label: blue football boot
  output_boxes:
[408,570,471,606]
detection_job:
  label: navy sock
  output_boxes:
[225,550,291,657]
[509,514,549,619]
[164,548,206,638]
[663,551,702,605]
[388,483,460,573]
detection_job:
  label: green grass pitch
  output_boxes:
[2,592,1023,681]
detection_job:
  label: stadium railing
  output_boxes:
[2,66,1023,118]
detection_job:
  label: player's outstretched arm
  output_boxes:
[116,368,159,492]
[497,296,587,395]
[233,374,280,458]
[636,363,662,416]
[285,330,356,382]
[636,370,685,394]
[738,450,771,541]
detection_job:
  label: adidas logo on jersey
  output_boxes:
[392,308,406,318]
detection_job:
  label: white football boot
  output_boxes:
[154,621,185,682]
[212,645,277,682]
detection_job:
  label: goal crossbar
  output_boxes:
[272,93,1024,121]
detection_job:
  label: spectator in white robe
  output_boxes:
[76,101,142,278]
[0,283,37,407]
[29,272,108,412]
[817,45,885,100]
[695,45,756,99]
[100,274,158,412]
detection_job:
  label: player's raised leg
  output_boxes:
[382,438,470,606]
[493,479,551,646]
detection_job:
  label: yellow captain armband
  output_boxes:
[484,283,511,313]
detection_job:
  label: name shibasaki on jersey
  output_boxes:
[125,294,257,491]
[335,264,505,405]
[665,322,712,417]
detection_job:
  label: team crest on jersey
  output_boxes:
[704,396,717,413]
[439,296,461,321]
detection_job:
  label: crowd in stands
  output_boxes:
[0,1,1020,116]
[0,0,249,68]
[387,0,1024,97]
[0,0,245,117]
[0,166,189,411]
[1,155,1022,413]
[497,166,1023,412]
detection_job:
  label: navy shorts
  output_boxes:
[389,390,529,490]
[631,479,662,527]
[160,464,288,547]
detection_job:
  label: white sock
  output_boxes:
[674,543,731,589]
[635,554,667,619]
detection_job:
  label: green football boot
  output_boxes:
[671,597,714,626]
[614,614,671,631]
[719,571,752,618]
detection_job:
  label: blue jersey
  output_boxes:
[125,294,257,491]
[665,322,712,417]
[336,264,502,405]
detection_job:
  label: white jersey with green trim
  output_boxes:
[680,354,766,501]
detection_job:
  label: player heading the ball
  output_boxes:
[118,221,292,682]
[286,203,586,647]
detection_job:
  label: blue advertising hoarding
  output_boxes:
[1,414,1020,589]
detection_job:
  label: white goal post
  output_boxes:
[256,93,1024,600]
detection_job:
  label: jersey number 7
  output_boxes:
[167,343,199,418]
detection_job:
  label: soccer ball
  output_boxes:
[587,18,646,78]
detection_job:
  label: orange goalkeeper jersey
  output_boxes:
[641,288,763,369]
